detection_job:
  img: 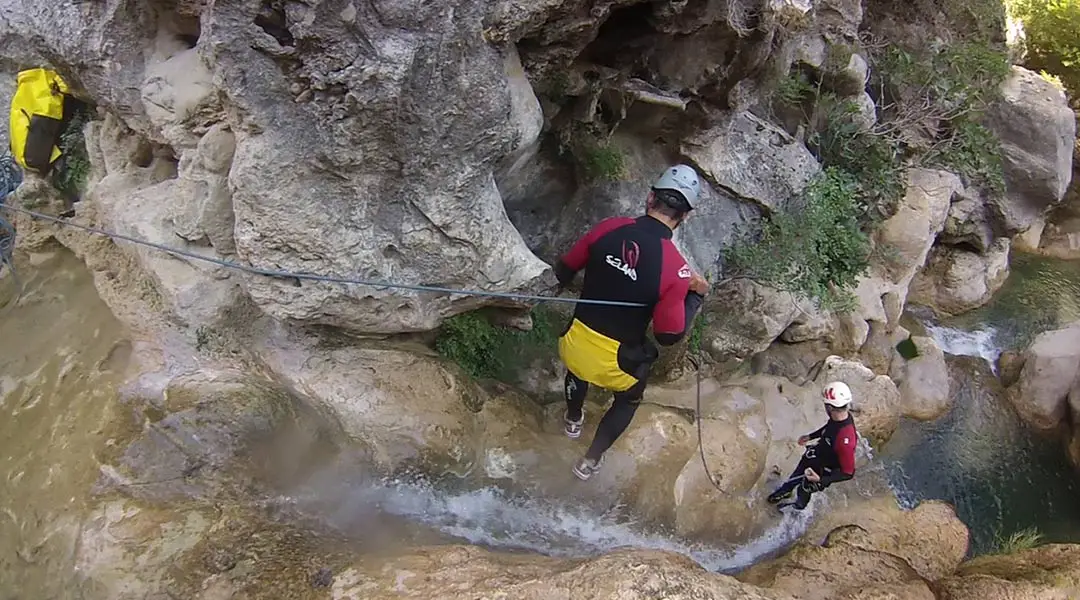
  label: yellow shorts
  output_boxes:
[557,318,640,393]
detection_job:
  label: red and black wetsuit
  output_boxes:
[554,215,704,460]
[772,414,858,509]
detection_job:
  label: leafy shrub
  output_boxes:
[580,144,627,182]
[435,307,564,381]
[722,168,870,309]
[52,108,92,200]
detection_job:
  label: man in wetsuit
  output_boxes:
[552,164,710,481]
[767,381,858,510]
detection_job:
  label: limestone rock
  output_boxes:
[334,546,792,600]
[97,369,311,503]
[170,123,238,255]
[1006,321,1080,430]
[840,169,961,353]
[1,0,554,334]
[816,355,901,445]
[889,335,951,421]
[875,169,961,289]
[253,321,481,474]
[935,545,1080,600]
[983,66,1077,234]
[737,525,937,600]
[682,111,820,212]
[806,497,970,581]
[701,280,801,361]
[672,410,771,543]
[941,187,998,252]
[908,238,1011,317]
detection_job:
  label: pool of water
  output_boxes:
[884,250,1080,556]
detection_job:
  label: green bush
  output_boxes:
[435,307,564,381]
[1008,0,1080,100]
[926,117,1006,194]
[722,168,870,309]
[867,39,1011,195]
[580,144,627,182]
[52,108,92,200]
[811,96,906,223]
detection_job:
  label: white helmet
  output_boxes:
[652,164,702,210]
[822,381,852,408]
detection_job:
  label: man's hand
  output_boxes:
[804,467,820,483]
[797,435,810,446]
[689,273,710,296]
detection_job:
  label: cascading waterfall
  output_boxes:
[273,463,829,574]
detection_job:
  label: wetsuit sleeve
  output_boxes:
[805,424,827,440]
[819,423,857,485]
[653,243,704,347]
[554,217,634,286]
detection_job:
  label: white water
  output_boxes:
[279,471,822,574]
[923,322,1002,370]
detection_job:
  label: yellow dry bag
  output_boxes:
[9,68,71,174]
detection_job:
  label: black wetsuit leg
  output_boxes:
[584,375,647,460]
[564,371,589,422]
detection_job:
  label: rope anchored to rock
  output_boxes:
[0,204,652,309]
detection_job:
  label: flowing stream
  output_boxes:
[5,246,1080,596]
[883,251,1080,556]
[0,247,825,598]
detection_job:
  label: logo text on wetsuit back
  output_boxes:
[606,240,640,281]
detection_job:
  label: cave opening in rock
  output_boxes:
[255,0,295,47]
[582,2,657,78]
[173,13,201,49]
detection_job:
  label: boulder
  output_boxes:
[682,111,821,212]
[737,524,937,600]
[840,169,961,352]
[983,66,1077,235]
[889,335,952,421]
[940,187,999,252]
[671,408,772,543]
[908,238,1011,317]
[805,497,970,581]
[95,369,333,503]
[700,280,801,361]
[1006,321,1080,430]
[934,544,1080,600]
[252,320,482,474]
[874,169,961,290]
[815,355,902,445]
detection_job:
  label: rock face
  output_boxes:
[1,0,551,334]
[682,111,821,212]
[252,320,483,474]
[908,238,1011,317]
[738,498,970,600]
[1005,321,1080,431]
[836,169,961,351]
[336,547,791,600]
[935,544,1080,600]
[889,335,952,421]
[816,355,902,445]
[984,66,1077,235]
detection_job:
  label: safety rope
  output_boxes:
[689,352,805,498]
[0,204,650,309]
